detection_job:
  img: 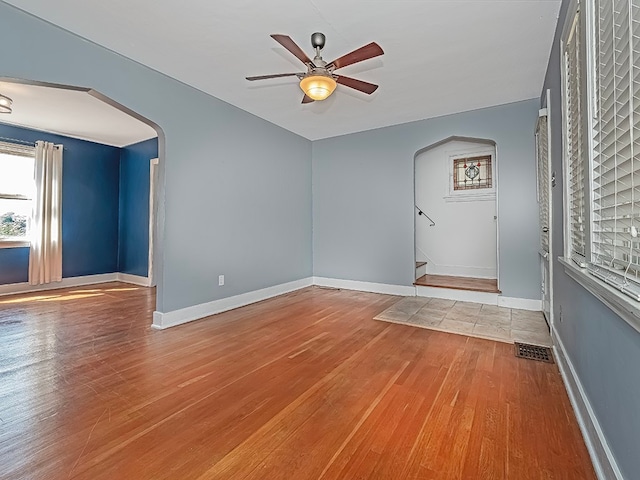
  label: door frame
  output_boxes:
[537,89,554,327]
[148,157,159,287]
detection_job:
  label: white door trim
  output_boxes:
[148,157,159,287]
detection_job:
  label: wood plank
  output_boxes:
[415,274,501,293]
[0,283,595,479]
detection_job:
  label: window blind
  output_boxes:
[588,0,640,300]
[565,12,587,266]
[537,115,551,253]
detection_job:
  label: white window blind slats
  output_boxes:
[566,12,587,265]
[590,0,640,300]
[593,155,632,176]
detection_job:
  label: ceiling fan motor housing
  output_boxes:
[311,32,326,50]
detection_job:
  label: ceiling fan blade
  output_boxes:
[302,94,315,104]
[328,42,384,70]
[246,73,302,81]
[335,75,379,94]
[271,34,315,66]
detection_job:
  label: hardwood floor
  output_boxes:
[415,274,501,293]
[0,283,595,479]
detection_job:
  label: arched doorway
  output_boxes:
[0,77,164,318]
[413,136,499,299]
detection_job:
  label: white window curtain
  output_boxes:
[28,141,63,285]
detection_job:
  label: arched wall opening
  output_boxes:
[0,77,165,316]
[413,135,499,288]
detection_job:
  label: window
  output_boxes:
[586,0,640,299]
[446,148,496,202]
[0,141,35,245]
[561,0,640,303]
[452,155,493,191]
[563,8,587,266]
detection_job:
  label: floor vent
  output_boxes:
[514,342,554,363]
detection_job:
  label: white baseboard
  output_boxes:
[0,273,119,297]
[117,273,151,287]
[552,328,623,480]
[415,285,499,305]
[497,296,542,311]
[414,287,541,311]
[312,276,415,296]
[0,272,153,296]
[151,277,314,330]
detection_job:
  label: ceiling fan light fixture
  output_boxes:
[0,93,12,114]
[299,75,337,101]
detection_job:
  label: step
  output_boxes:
[414,274,501,294]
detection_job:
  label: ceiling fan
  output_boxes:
[246,32,384,103]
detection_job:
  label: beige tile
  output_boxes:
[511,315,548,333]
[376,310,413,323]
[404,296,431,307]
[409,313,444,328]
[427,298,457,310]
[480,304,510,315]
[413,308,446,322]
[417,304,449,317]
[511,309,545,321]
[443,309,478,324]
[476,313,511,328]
[392,297,427,315]
[438,319,476,334]
[512,329,552,347]
[453,301,483,312]
[473,323,511,342]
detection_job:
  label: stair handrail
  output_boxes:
[415,205,436,226]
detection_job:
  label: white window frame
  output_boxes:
[560,0,640,334]
[0,141,35,248]
[561,1,588,267]
[444,147,496,202]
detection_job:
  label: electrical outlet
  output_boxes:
[218,275,224,286]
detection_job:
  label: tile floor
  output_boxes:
[374,296,552,347]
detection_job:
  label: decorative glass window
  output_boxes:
[452,155,492,190]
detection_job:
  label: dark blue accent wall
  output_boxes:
[118,138,158,277]
[0,122,121,283]
[62,137,121,277]
[0,247,29,284]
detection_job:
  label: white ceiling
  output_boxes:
[3,0,561,141]
[0,81,157,147]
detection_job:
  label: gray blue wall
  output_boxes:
[0,122,121,283]
[543,1,640,477]
[312,100,540,299]
[118,138,158,277]
[0,2,313,312]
